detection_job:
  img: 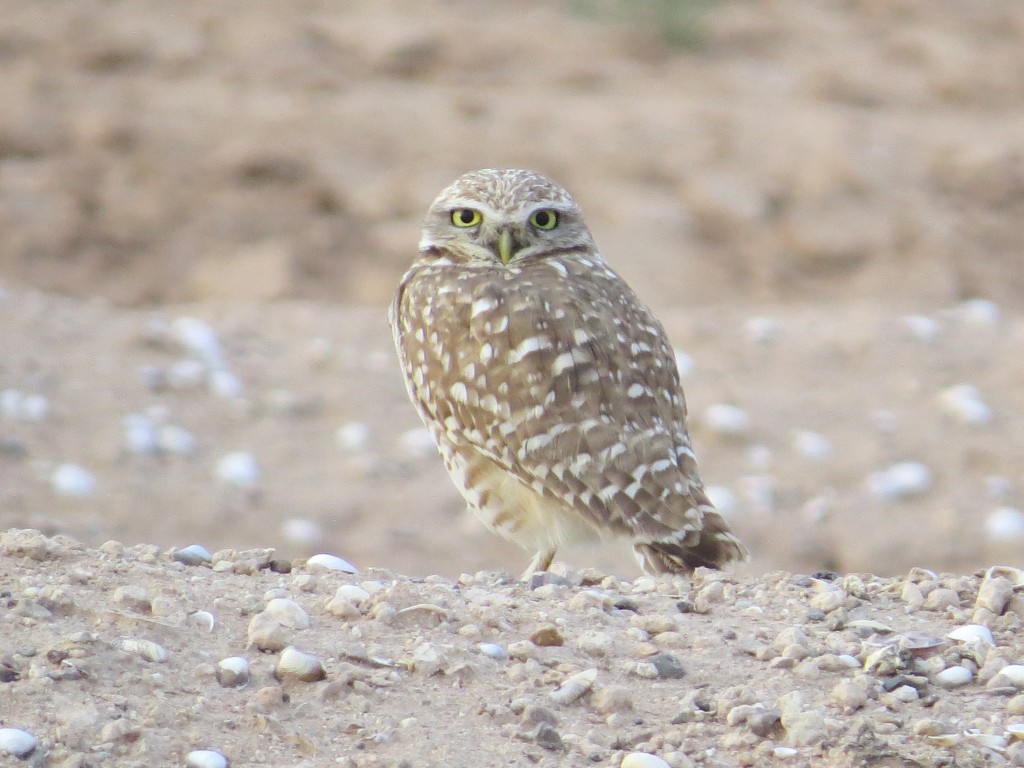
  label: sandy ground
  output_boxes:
[2,0,1024,765]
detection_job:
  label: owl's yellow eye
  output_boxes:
[451,209,482,228]
[529,209,558,230]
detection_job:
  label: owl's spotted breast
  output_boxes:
[390,169,748,578]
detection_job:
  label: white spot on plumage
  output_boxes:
[471,297,497,317]
[552,352,575,375]
[508,335,552,364]
[627,383,647,398]
[449,382,469,403]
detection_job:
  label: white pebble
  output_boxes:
[997,665,1024,688]
[746,444,773,469]
[18,393,49,421]
[334,584,370,604]
[306,553,358,573]
[773,747,799,759]
[0,389,21,419]
[702,403,750,436]
[0,728,37,758]
[867,461,932,501]
[216,656,250,688]
[672,349,695,379]
[740,474,775,513]
[478,643,507,660]
[744,316,781,343]
[0,390,48,421]
[890,685,919,702]
[51,463,97,497]
[123,413,159,455]
[398,427,437,457]
[939,384,991,425]
[956,298,999,327]
[947,624,994,647]
[215,452,261,490]
[208,368,244,399]
[985,476,1014,500]
[168,358,208,389]
[157,424,198,456]
[704,486,737,516]
[902,315,940,341]
[621,753,670,768]
[869,408,898,434]
[172,316,224,365]
[174,544,212,566]
[793,430,833,461]
[276,646,325,682]
[185,749,228,768]
[264,598,310,629]
[281,518,322,547]
[984,508,1024,541]
[934,665,973,687]
[336,422,370,451]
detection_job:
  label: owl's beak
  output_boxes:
[497,228,515,265]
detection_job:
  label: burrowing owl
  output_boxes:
[389,169,747,578]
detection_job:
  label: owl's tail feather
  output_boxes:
[633,528,749,576]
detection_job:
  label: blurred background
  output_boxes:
[1,0,1023,578]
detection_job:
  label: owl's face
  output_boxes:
[419,169,596,267]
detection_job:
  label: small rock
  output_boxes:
[793,430,833,461]
[1007,694,1024,716]
[410,642,447,675]
[534,723,563,751]
[956,298,999,327]
[934,665,973,688]
[112,585,152,613]
[924,588,959,611]
[280,518,322,547]
[173,544,212,566]
[51,463,97,497]
[336,422,370,451]
[621,752,670,768]
[702,403,750,436]
[530,625,564,647]
[830,679,869,712]
[185,750,229,768]
[477,643,506,661]
[247,612,288,652]
[590,685,633,714]
[1,529,55,561]
[673,350,695,378]
[0,728,36,758]
[938,384,992,425]
[947,624,994,646]
[867,461,932,501]
[647,652,686,679]
[985,508,1024,541]
[215,452,261,491]
[306,553,358,573]
[275,646,326,682]
[578,632,613,657]
[209,368,244,399]
[216,657,250,688]
[264,598,310,629]
[549,668,597,705]
[902,315,940,341]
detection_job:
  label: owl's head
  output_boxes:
[420,169,596,266]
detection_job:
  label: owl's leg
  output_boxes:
[520,547,556,580]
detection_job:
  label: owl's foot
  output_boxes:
[520,547,556,581]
